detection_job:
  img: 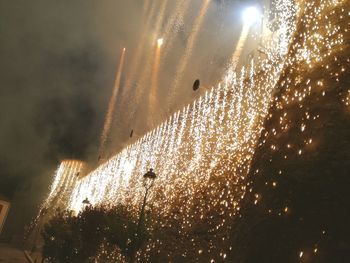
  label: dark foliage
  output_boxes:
[42,205,149,263]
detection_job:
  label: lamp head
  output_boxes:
[82,197,90,205]
[143,168,156,180]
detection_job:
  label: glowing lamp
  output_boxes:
[242,6,261,26]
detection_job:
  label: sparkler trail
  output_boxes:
[41,160,85,212]
[230,24,250,68]
[168,0,212,112]
[99,48,126,160]
[127,0,170,128]
[160,0,190,60]
[150,0,169,43]
[121,0,168,104]
[148,39,163,126]
[120,0,157,104]
[142,0,150,18]
[26,160,85,253]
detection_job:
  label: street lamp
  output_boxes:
[131,168,156,262]
[142,168,156,190]
[137,168,156,230]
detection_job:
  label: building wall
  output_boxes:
[41,160,86,215]
[0,200,10,235]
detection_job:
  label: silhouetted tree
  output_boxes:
[42,205,150,263]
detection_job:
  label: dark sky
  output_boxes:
[0,0,251,235]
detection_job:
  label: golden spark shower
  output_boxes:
[35,0,350,261]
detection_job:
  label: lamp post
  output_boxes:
[137,168,156,231]
[131,168,156,262]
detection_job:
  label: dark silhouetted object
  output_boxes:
[193,79,200,91]
[143,168,156,181]
[82,198,90,205]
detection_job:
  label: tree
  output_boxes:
[41,205,150,263]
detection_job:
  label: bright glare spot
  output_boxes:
[123,160,133,174]
[242,6,260,26]
[157,38,164,47]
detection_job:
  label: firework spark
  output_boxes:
[168,0,212,111]
[230,24,251,69]
[99,48,126,160]
[120,0,158,104]
[148,39,163,126]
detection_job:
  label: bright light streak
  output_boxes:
[157,38,164,47]
[230,24,250,68]
[119,0,158,104]
[169,0,212,109]
[242,6,261,26]
[148,40,163,125]
[124,0,169,125]
[99,48,126,160]
[160,0,191,60]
